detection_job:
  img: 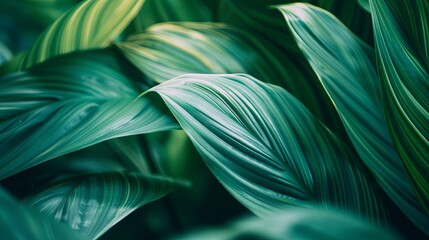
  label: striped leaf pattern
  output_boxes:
[278,3,429,233]
[0,187,87,240]
[150,74,386,222]
[17,0,144,70]
[24,172,185,239]
[370,0,429,214]
[0,49,178,180]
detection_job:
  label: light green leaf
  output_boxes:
[24,172,186,239]
[16,0,144,70]
[278,3,429,234]
[0,186,86,240]
[370,0,429,214]
[149,74,386,222]
[0,49,178,180]
[171,208,400,240]
[117,22,344,137]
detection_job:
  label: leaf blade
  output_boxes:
[24,172,186,239]
[278,3,429,234]
[370,0,429,214]
[17,0,144,70]
[150,74,386,222]
[0,49,178,180]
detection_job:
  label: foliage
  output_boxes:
[0,0,427,239]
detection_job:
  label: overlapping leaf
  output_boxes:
[278,3,429,234]
[24,172,185,239]
[150,74,386,222]
[0,186,86,240]
[0,49,178,180]
[14,0,144,70]
[172,208,400,240]
[1,135,153,199]
[370,0,429,214]
[116,22,344,136]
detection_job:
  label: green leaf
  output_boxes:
[0,186,86,240]
[358,0,371,12]
[278,3,429,234]
[0,49,178,180]
[370,0,429,214]
[172,208,401,240]
[117,22,345,138]
[128,0,214,33]
[15,0,144,70]
[24,172,186,239]
[1,135,153,199]
[0,40,12,65]
[149,74,386,222]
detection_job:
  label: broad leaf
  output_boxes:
[171,208,400,240]
[15,0,144,70]
[0,186,86,240]
[117,22,344,138]
[370,0,429,214]
[149,74,386,222]
[0,49,178,180]
[279,3,429,234]
[24,172,186,239]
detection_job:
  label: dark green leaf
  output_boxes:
[24,172,186,239]
[370,0,429,214]
[0,186,86,240]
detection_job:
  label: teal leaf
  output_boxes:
[24,172,186,239]
[278,3,429,234]
[0,49,178,180]
[0,186,86,240]
[370,0,429,214]
[149,74,386,222]
[172,208,401,240]
[1,136,153,199]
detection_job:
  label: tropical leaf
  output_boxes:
[149,74,386,222]
[117,22,345,138]
[1,135,153,199]
[13,0,144,70]
[370,0,429,214]
[358,0,370,12]
[171,208,400,240]
[127,0,215,34]
[278,3,429,234]
[24,172,186,239]
[0,186,86,240]
[0,49,178,180]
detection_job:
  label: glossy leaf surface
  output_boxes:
[279,3,429,233]
[150,74,386,222]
